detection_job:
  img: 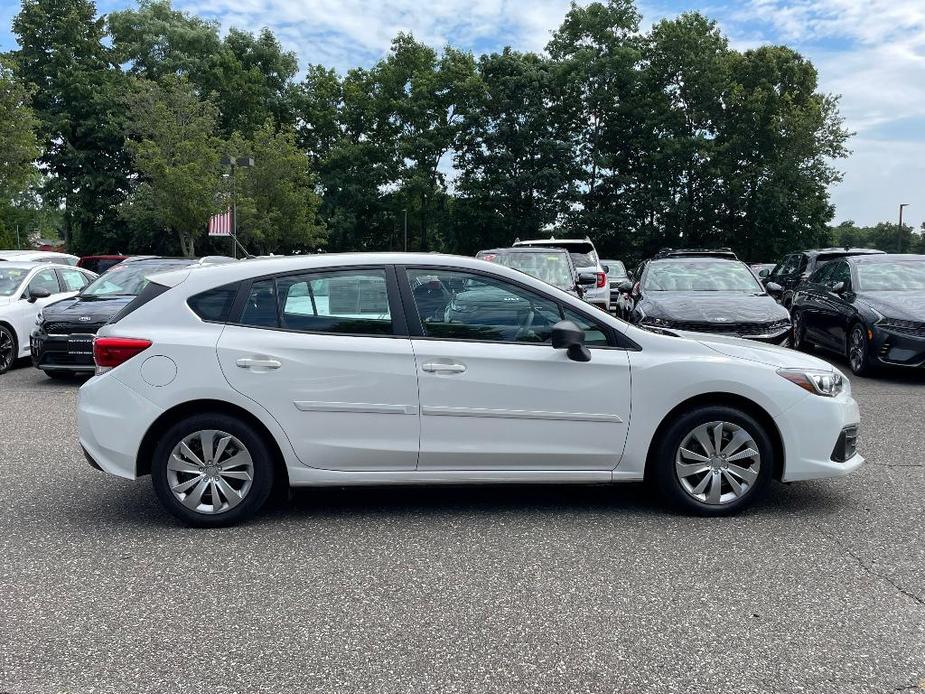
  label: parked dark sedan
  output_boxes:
[790,254,925,375]
[764,247,884,308]
[31,257,202,377]
[631,257,791,342]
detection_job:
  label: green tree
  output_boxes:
[451,49,573,253]
[13,0,133,253]
[123,76,223,256]
[229,122,326,254]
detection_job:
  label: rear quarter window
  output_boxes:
[187,284,239,323]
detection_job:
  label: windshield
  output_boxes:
[0,266,29,296]
[601,260,626,278]
[856,260,925,291]
[482,251,574,289]
[81,261,191,297]
[643,260,763,292]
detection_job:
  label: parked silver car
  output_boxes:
[513,237,609,311]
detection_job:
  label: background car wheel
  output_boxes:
[848,323,875,377]
[790,311,812,352]
[652,405,773,516]
[151,413,276,527]
[0,325,17,375]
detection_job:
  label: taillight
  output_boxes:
[93,336,152,374]
[596,272,607,288]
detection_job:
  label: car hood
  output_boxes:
[41,294,133,322]
[857,291,925,320]
[690,332,836,371]
[0,295,12,308]
[639,292,789,323]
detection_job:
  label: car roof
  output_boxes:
[81,254,128,260]
[804,247,884,257]
[514,238,595,246]
[654,248,738,259]
[649,256,743,265]
[149,252,570,290]
[847,253,925,264]
[0,261,53,270]
[480,246,569,254]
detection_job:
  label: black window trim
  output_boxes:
[396,263,639,351]
[228,264,409,339]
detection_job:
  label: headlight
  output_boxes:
[777,368,844,397]
[34,311,43,327]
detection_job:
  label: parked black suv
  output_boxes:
[763,248,884,308]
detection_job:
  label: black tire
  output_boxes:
[151,413,276,527]
[652,405,774,516]
[0,324,16,375]
[790,310,813,352]
[847,323,876,377]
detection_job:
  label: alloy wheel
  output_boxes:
[166,430,255,514]
[791,312,804,349]
[0,328,14,374]
[849,326,867,374]
[675,421,761,505]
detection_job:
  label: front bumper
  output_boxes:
[775,389,864,482]
[870,325,925,367]
[78,373,164,479]
[31,331,96,372]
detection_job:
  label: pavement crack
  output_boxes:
[811,523,925,609]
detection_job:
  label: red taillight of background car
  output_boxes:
[596,272,607,288]
[93,337,152,373]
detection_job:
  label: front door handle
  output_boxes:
[236,357,282,370]
[421,362,467,374]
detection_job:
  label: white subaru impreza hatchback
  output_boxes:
[77,253,863,526]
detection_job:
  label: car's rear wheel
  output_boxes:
[151,414,275,527]
[653,406,773,516]
[848,323,875,377]
[0,325,16,375]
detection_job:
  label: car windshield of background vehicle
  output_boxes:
[484,251,574,290]
[856,261,925,291]
[601,260,627,278]
[0,267,28,295]
[643,260,764,292]
[81,262,188,297]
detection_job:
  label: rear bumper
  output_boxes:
[31,332,96,372]
[78,374,164,479]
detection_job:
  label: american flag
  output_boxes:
[208,209,232,237]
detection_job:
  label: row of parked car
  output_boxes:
[0,251,235,376]
[475,240,925,377]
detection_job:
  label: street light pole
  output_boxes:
[403,208,408,252]
[221,155,254,258]
[899,203,910,253]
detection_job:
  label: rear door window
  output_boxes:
[58,268,91,292]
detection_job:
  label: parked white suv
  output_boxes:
[513,237,610,311]
[78,253,862,526]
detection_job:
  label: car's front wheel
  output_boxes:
[151,414,275,527]
[848,323,875,377]
[790,311,812,351]
[653,406,773,515]
[0,325,16,375]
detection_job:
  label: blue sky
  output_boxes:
[2,0,924,229]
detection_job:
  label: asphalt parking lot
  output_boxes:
[1,358,923,694]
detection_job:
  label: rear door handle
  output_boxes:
[421,362,467,374]
[236,358,282,370]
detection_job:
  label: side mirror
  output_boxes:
[602,265,610,274]
[765,281,783,297]
[551,320,591,362]
[831,281,846,294]
[617,280,633,294]
[758,268,770,278]
[577,273,597,287]
[27,287,52,303]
